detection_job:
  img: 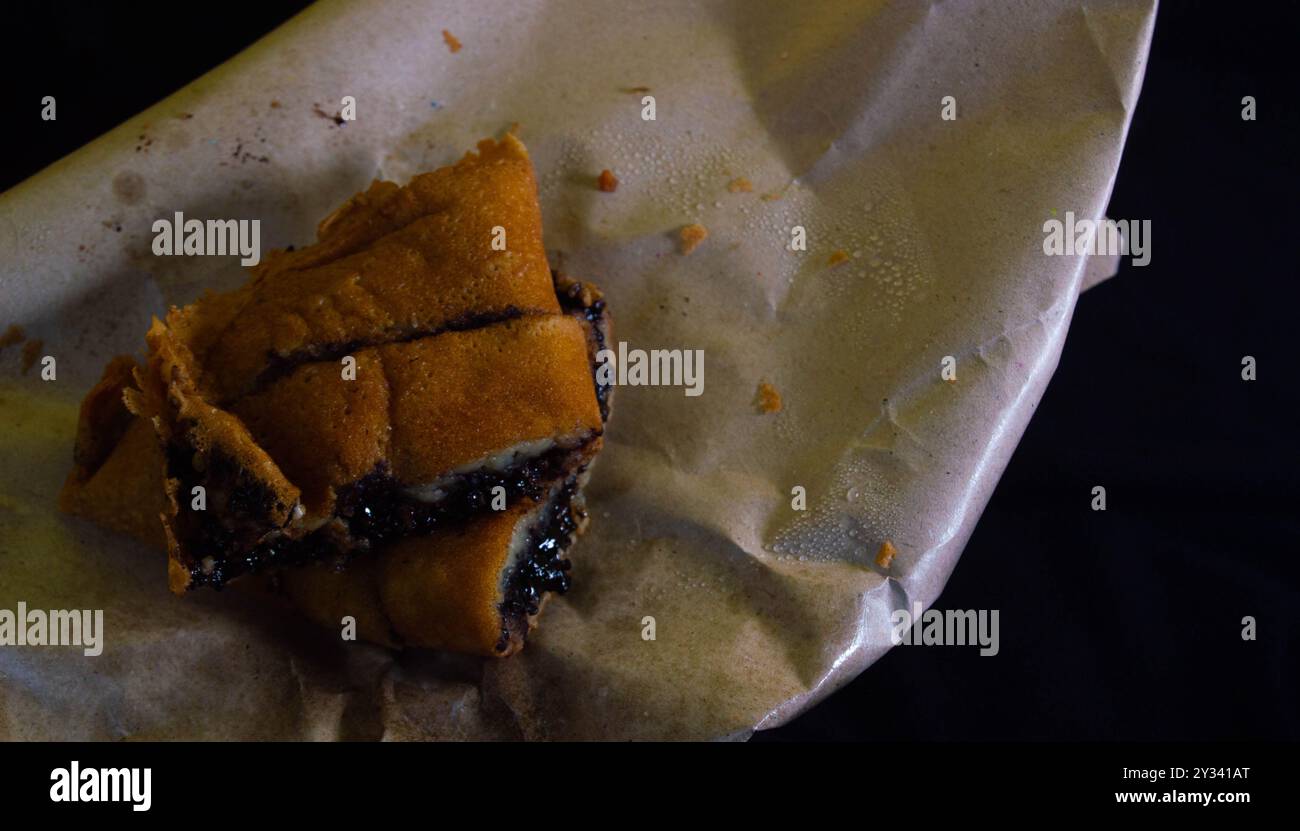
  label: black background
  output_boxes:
[3,1,1296,742]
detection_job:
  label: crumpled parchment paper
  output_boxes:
[0,0,1156,739]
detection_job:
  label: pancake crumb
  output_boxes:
[597,169,619,192]
[679,223,708,255]
[727,177,753,193]
[442,29,462,53]
[754,380,782,414]
[875,540,897,568]
[20,339,43,375]
[827,249,850,267]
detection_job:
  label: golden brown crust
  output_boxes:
[379,505,529,655]
[229,352,391,520]
[279,491,579,656]
[59,418,168,549]
[227,315,601,522]
[280,506,523,656]
[58,357,168,549]
[169,135,559,404]
[60,134,611,656]
[145,316,300,589]
[380,315,601,484]
[136,135,597,588]
[69,355,139,472]
[277,556,398,648]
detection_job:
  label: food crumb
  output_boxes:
[442,29,462,53]
[754,380,783,414]
[20,339,43,375]
[0,324,24,350]
[760,191,784,202]
[269,100,281,109]
[827,249,850,267]
[597,169,619,192]
[727,177,753,193]
[875,540,897,568]
[620,86,652,94]
[678,223,708,255]
[312,104,345,126]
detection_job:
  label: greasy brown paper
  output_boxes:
[0,0,1156,739]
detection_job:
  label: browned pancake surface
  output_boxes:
[58,135,610,656]
[168,135,559,405]
[282,503,535,656]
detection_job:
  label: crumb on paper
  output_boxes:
[678,223,708,255]
[727,177,753,193]
[312,104,345,126]
[760,191,784,202]
[754,380,783,414]
[827,249,850,267]
[20,339,42,375]
[620,86,651,94]
[269,100,281,109]
[875,540,897,568]
[442,29,462,53]
[597,169,619,192]
[0,324,24,350]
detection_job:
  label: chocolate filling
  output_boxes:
[172,439,596,589]
[495,476,585,653]
[555,274,612,421]
[165,272,612,591]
